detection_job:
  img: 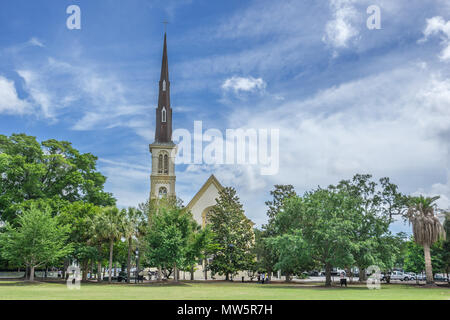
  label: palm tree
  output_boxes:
[89,212,107,282]
[122,207,144,283]
[100,207,124,284]
[407,196,446,284]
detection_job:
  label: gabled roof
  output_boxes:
[186,175,224,210]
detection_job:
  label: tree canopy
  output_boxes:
[0,133,115,223]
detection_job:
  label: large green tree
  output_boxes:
[273,187,358,286]
[0,205,72,281]
[208,187,255,281]
[334,174,402,281]
[0,133,115,223]
[144,204,198,282]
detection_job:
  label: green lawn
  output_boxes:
[0,280,448,300]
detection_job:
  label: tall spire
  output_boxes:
[155,33,172,143]
[160,33,169,83]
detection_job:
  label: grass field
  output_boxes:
[0,280,448,300]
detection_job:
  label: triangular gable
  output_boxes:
[186,175,224,210]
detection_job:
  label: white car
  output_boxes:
[404,273,416,281]
[390,271,409,281]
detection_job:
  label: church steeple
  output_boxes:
[149,32,177,200]
[155,33,172,143]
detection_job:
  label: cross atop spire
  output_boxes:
[162,20,169,33]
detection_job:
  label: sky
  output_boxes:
[1,0,450,234]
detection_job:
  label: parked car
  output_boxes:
[404,273,416,281]
[380,273,391,282]
[433,274,449,282]
[415,273,426,281]
[389,271,410,281]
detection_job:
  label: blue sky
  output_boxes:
[1,0,450,234]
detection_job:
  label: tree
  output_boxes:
[57,201,102,281]
[442,212,450,280]
[404,239,425,282]
[97,207,124,284]
[208,187,255,281]
[0,133,115,223]
[143,205,197,282]
[334,174,400,281]
[260,185,297,280]
[266,230,313,279]
[273,187,358,286]
[264,185,297,226]
[89,211,108,282]
[122,207,146,283]
[183,226,219,280]
[253,228,279,279]
[407,196,446,284]
[0,205,72,281]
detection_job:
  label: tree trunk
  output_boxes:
[285,272,291,282]
[225,273,229,281]
[62,259,69,280]
[114,262,117,277]
[82,260,88,282]
[423,243,434,284]
[325,264,332,287]
[359,268,367,282]
[127,240,132,283]
[174,263,178,282]
[30,266,35,282]
[108,239,114,284]
[190,266,194,281]
[158,266,162,281]
[97,244,103,282]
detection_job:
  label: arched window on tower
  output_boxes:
[164,154,169,174]
[158,154,163,174]
[159,187,168,199]
[162,80,167,91]
[162,107,167,123]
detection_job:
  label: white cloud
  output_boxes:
[222,76,266,93]
[28,37,44,48]
[421,16,450,61]
[17,69,54,119]
[0,76,31,115]
[16,58,151,135]
[196,64,450,227]
[323,0,360,51]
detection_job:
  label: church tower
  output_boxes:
[150,33,177,200]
